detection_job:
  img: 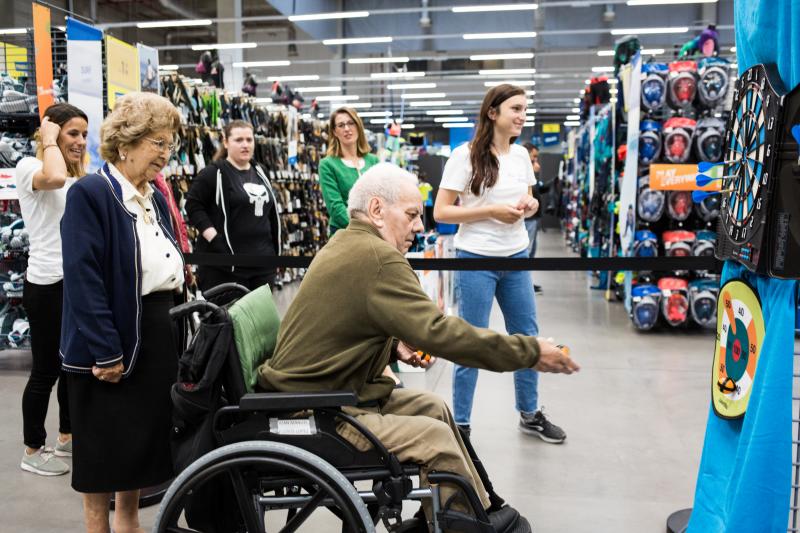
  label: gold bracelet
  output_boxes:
[43,144,58,149]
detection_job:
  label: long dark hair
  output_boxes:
[468,84,525,195]
[214,119,254,161]
[34,103,88,177]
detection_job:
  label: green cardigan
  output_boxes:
[258,220,541,404]
[319,153,380,231]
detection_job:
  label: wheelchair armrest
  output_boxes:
[239,391,359,412]
[169,300,220,321]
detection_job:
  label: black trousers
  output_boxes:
[21,279,69,449]
[197,266,275,293]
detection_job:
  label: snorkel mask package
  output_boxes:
[693,117,726,163]
[667,61,698,110]
[634,229,659,257]
[692,229,717,275]
[697,57,731,109]
[641,63,668,112]
[693,191,721,222]
[637,175,666,223]
[688,279,719,328]
[664,230,696,276]
[639,119,662,164]
[663,117,697,164]
[658,277,690,327]
[631,284,661,330]
[666,190,694,221]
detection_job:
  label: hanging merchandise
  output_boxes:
[688,278,719,328]
[678,24,720,59]
[659,277,690,327]
[663,117,697,163]
[664,230,697,257]
[633,229,658,257]
[697,57,731,109]
[641,63,668,112]
[667,61,699,111]
[693,191,721,222]
[693,117,726,163]
[631,284,661,330]
[613,35,641,76]
[638,119,662,164]
[667,190,694,221]
[693,230,717,258]
[637,175,665,223]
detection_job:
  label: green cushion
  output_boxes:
[228,285,280,392]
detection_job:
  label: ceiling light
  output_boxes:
[526,99,534,104]
[295,86,342,92]
[288,10,369,22]
[359,111,393,117]
[597,50,615,57]
[267,74,320,82]
[591,66,615,73]
[730,46,737,53]
[301,113,312,119]
[348,56,410,64]
[158,64,180,70]
[566,114,581,120]
[480,68,537,76]
[627,0,716,5]
[0,28,27,35]
[464,32,537,40]
[524,121,536,127]
[443,123,475,128]
[527,109,537,114]
[607,78,618,84]
[346,102,373,109]
[369,118,392,124]
[233,60,291,68]
[484,80,536,87]
[314,95,359,101]
[610,97,618,103]
[138,19,212,28]
[610,27,689,35]
[526,90,536,96]
[731,63,738,70]
[323,36,392,45]
[371,71,426,79]
[470,52,535,61]
[191,42,257,50]
[426,109,464,116]
[573,98,582,103]
[584,79,591,84]
[564,120,581,126]
[571,107,581,113]
[317,113,325,118]
[401,124,415,129]
[409,101,452,107]
[387,82,437,90]
[642,48,666,55]
[453,3,538,12]
[435,117,469,122]
[401,92,447,99]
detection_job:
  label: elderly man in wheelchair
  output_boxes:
[155,163,579,533]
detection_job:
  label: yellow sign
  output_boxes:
[0,42,28,80]
[542,123,560,134]
[649,163,722,191]
[105,36,139,109]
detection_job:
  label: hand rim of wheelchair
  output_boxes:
[153,440,375,533]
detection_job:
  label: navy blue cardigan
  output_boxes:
[60,165,181,377]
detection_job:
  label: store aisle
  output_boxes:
[0,230,714,532]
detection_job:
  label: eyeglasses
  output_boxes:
[145,137,179,154]
[334,120,357,130]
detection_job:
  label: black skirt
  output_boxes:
[67,291,179,493]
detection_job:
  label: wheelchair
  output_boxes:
[154,283,522,533]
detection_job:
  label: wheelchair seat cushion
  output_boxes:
[228,285,280,392]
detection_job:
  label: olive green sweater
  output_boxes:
[318,154,379,231]
[258,220,541,404]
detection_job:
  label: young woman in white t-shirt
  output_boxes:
[434,84,566,443]
[16,103,88,476]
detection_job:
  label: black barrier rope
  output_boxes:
[184,253,721,272]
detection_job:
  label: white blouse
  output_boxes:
[108,163,184,295]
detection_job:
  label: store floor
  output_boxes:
[0,230,713,532]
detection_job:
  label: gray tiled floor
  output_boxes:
[0,230,714,532]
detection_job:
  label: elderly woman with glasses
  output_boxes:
[60,92,185,533]
[319,106,379,235]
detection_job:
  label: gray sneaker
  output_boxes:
[54,438,72,457]
[21,447,70,476]
[519,409,566,444]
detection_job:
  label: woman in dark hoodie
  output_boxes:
[186,119,281,292]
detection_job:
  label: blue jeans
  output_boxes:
[524,218,539,258]
[452,249,540,426]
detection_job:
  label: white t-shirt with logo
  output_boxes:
[16,157,76,285]
[439,143,535,257]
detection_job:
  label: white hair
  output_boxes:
[347,162,418,218]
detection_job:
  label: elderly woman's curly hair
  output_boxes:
[100,92,182,163]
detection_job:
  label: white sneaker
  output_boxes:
[20,447,69,476]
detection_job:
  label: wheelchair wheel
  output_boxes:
[153,441,374,533]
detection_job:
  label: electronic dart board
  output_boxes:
[715,63,800,278]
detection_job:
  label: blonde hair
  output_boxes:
[100,92,182,163]
[326,107,370,158]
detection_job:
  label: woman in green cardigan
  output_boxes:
[319,107,379,234]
